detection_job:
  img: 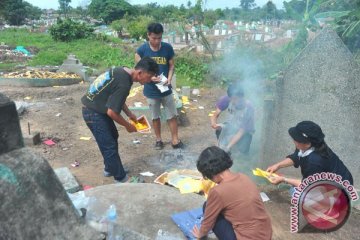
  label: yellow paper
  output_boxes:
[129,115,151,132]
[252,168,278,181]
[178,178,203,194]
[181,110,186,113]
[128,86,143,98]
[24,96,32,100]
[80,136,91,140]
[208,113,214,117]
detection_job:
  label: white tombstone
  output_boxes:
[255,34,262,41]
[264,34,271,42]
[228,30,232,35]
[217,41,222,49]
[196,45,204,52]
[265,27,269,33]
[286,30,292,38]
[221,29,226,35]
[214,29,220,36]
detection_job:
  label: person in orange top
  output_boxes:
[192,146,272,240]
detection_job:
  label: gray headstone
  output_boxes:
[0,93,24,155]
[55,167,81,193]
[0,92,101,240]
[261,28,360,187]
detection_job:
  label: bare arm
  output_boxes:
[226,128,245,151]
[267,158,300,186]
[167,58,175,84]
[107,108,136,133]
[122,104,137,122]
[134,53,141,64]
[210,107,222,129]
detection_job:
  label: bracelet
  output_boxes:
[283,177,288,183]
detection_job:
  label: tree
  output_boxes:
[49,18,94,41]
[240,0,256,10]
[89,0,134,24]
[24,2,42,20]
[59,0,71,18]
[265,1,277,20]
[126,15,154,40]
[3,0,26,25]
[110,18,128,37]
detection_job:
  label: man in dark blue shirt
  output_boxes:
[135,23,183,150]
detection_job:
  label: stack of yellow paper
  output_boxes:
[252,168,278,182]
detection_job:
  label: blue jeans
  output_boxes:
[203,202,236,240]
[82,107,126,181]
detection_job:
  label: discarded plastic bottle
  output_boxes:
[106,204,117,240]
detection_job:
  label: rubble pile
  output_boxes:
[2,70,81,79]
[0,45,31,62]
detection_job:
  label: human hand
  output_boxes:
[151,76,161,83]
[191,225,201,239]
[268,176,285,185]
[266,164,279,174]
[125,123,137,133]
[128,112,137,123]
[211,123,221,130]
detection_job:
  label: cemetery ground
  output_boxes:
[2,82,360,239]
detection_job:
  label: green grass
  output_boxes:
[0,28,133,72]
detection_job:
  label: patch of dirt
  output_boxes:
[2,82,224,187]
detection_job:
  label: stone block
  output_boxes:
[54,167,81,193]
[0,93,24,155]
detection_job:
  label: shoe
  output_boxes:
[172,140,184,149]
[155,140,164,150]
[114,175,130,183]
[104,167,129,177]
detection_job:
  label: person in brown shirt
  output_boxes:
[192,146,272,240]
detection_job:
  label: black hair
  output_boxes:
[227,83,244,97]
[135,57,159,76]
[196,146,233,180]
[314,141,332,159]
[147,23,164,34]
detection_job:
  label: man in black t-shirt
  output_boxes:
[81,57,158,183]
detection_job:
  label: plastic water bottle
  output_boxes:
[106,204,117,240]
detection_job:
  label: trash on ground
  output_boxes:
[71,161,80,168]
[134,101,143,107]
[260,192,270,202]
[43,139,56,146]
[133,139,141,144]
[128,86,143,98]
[198,106,204,110]
[55,113,62,117]
[24,96,32,100]
[140,171,154,177]
[208,113,214,117]
[80,136,91,141]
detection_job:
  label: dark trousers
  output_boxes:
[203,202,236,240]
[82,107,126,181]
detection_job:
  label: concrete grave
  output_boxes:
[261,28,360,187]
[58,54,88,81]
[55,167,82,193]
[0,92,101,240]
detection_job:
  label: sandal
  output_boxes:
[172,140,184,149]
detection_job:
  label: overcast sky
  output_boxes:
[25,0,288,10]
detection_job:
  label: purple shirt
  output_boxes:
[216,95,255,133]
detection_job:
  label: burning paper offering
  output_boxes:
[252,168,279,182]
[129,115,151,133]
